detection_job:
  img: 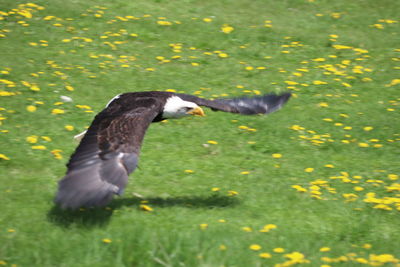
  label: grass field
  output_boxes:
[1,0,399,266]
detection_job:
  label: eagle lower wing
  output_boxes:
[177,92,291,115]
[55,98,163,209]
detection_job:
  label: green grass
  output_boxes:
[1,0,399,266]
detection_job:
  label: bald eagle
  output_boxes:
[55,91,291,209]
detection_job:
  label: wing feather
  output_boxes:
[177,92,291,115]
[55,97,163,209]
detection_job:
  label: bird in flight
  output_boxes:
[55,91,291,209]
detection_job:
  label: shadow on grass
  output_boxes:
[47,194,239,228]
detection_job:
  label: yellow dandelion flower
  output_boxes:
[207,140,218,145]
[184,169,194,174]
[140,204,153,212]
[324,164,334,168]
[249,244,262,251]
[354,186,364,192]
[362,77,373,82]
[240,171,250,175]
[64,125,74,131]
[76,105,93,110]
[273,248,285,253]
[199,223,208,230]
[372,23,384,29]
[102,238,112,243]
[265,224,277,230]
[285,251,306,262]
[358,143,369,147]
[157,20,172,26]
[227,190,239,196]
[41,136,51,142]
[304,168,314,173]
[318,102,329,107]
[26,105,37,112]
[285,81,299,85]
[0,91,16,96]
[30,85,40,91]
[259,252,272,258]
[221,24,234,34]
[242,226,252,232]
[51,149,63,160]
[356,258,369,264]
[313,80,328,85]
[290,125,304,131]
[26,135,38,143]
[363,126,373,131]
[342,82,352,88]
[386,79,400,87]
[260,224,277,232]
[362,243,372,249]
[388,174,398,180]
[203,18,212,23]
[291,185,307,192]
[18,10,32,18]
[219,244,227,250]
[320,247,331,252]
[31,145,46,150]
[211,187,220,192]
[373,204,392,210]
[51,108,65,114]
[0,153,10,160]
[272,153,282,159]
[65,85,74,91]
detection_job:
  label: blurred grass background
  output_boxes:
[0,0,399,266]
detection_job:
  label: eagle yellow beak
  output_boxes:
[187,106,205,116]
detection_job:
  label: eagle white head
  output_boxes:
[162,96,205,119]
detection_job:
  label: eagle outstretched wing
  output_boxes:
[177,92,291,115]
[55,97,164,209]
